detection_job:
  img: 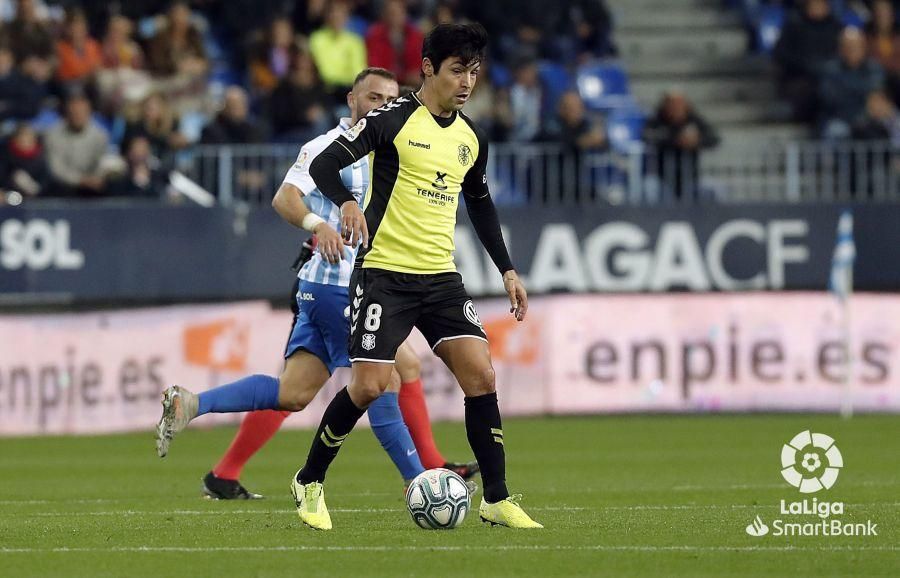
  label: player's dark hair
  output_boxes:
[422,23,487,73]
[353,67,396,87]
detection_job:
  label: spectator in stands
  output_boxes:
[200,86,267,144]
[200,86,269,199]
[2,0,54,64]
[508,56,543,142]
[546,90,608,154]
[44,92,110,197]
[101,15,145,70]
[847,90,900,197]
[248,16,296,95]
[643,92,720,201]
[571,0,617,61]
[422,0,460,29]
[96,14,152,116]
[462,61,513,141]
[107,135,166,198]
[852,90,900,143]
[819,27,884,139]
[122,92,187,159]
[55,8,103,86]
[866,0,900,105]
[292,0,329,36]
[266,46,331,142]
[0,46,46,121]
[365,0,424,87]
[146,1,208,79]
[536,90,608,203]
[484,0,575,62]
[0,123,49,199]
[215,0,296,47]
[773,0,843,123]
[309,0,367,101]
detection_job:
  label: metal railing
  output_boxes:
[172,141,900,206]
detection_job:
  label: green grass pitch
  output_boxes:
[1,415,898,577]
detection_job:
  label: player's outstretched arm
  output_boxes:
[271,182,344,264]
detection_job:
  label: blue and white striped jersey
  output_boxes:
[281,119,369,287]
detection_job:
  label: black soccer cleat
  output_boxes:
[202,471,264,500]
[442,460,480,481]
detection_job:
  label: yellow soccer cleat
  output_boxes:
[290,475,332,531]
[479,494,543,529]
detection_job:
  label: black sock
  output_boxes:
[298,387,366,484]
[464,392,508,503]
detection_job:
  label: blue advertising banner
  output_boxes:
[1,203,897,303]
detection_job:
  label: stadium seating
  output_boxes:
[605,107,646,154]
[576,61,633,111]
[536,60,573,119]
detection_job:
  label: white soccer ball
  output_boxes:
[405,468,470,529]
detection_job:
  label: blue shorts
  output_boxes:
[284,280,350,375]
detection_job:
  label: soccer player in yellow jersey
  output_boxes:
[291,22,541,530]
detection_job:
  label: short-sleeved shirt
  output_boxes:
[327,91,490,275]
[281,119,369,287]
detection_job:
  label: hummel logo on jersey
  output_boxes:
[353,296,362,309]
[409,139,431,150]
[355,285,364,297]
[432,171,448,191]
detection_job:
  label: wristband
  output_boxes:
[301,213,326,232]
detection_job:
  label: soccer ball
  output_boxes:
[405,468,470,529]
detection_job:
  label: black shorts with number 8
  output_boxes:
[348,268,487,363]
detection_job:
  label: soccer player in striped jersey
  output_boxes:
[155,67,477,497]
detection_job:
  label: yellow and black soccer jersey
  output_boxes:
[319,92,493,275]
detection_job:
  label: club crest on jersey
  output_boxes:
[343,119,366,142]
[463,300,483,328]
[458,144,472,166]
[362,333,377,350]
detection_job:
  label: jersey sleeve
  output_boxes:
[309,99,413,208]
[460,117,514,274]
[328,100,409,165]
[461,121,490,200]
[281,143,320,195]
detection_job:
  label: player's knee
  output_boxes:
[351,378,387,406]
[465,366,496,396]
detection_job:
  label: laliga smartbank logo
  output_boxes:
[744,430,878,538]
[780,430,842,493]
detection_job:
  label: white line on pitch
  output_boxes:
[1,545,899,554]
[0,492,400,506]
[11,503,899,517]
[16,506,587,517]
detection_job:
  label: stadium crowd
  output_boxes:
[0,0,623,202]
[0,0,897,202]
